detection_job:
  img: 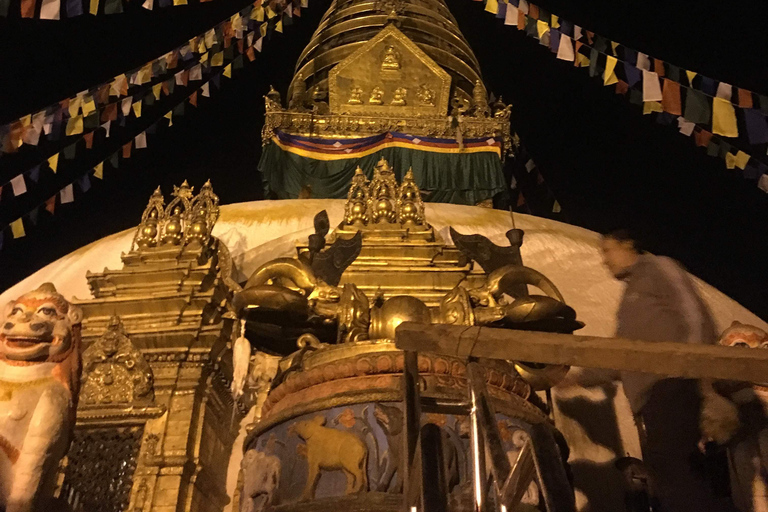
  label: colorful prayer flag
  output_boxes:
[10,219,25,239]
[641,70,662,102]
[712,97,738,137]
[60,184,74,204]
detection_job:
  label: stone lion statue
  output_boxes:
[0,283,82,512]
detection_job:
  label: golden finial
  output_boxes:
[133,186,166,250]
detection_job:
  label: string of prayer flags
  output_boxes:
[712,98,738,137]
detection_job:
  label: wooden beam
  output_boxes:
[395,323,768,382]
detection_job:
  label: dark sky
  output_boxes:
[1,0,767,321]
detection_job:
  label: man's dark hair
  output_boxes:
[603,228,643,253]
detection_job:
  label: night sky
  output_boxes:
[1,0,767,320]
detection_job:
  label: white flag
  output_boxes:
[504,4,517,25]
[642,70,662,102]
[556,34,574,61]
[135,132,147,149]
[60,184,74,204]
[40,0,60,20]
[11,175,27,196]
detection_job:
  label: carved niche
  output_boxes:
[81,316,153,406]
[328,25,451,117]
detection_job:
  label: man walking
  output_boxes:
[600,229,738,512]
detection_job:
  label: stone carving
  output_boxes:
[0,283,82,512]
[241,441,282,512]
[81,315,153,406]
[289,415,368,500]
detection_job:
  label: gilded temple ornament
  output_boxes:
[133,187,165,250]
[187,179,220,247]
[380,45,401,71]
[396,167,425,226]
[347,85,363,105]
[417,84,435,106]
[344,167,370,226]
[161,180,194,245]
[265,85,282,112]
[391,87,407,106]
[289,73,308,111]
[369,86,384,105]
[472,80,490,118]
[81,315,154,406]
[368,158,398,224]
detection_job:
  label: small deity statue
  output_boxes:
[0,283,83,512]
[347,85,363,105]
[381,45,401,71]
[417,85,435,106]
[391,87,407,106]
[369,86,384,105]
[265,85,282,112]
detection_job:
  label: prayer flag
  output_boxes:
[504,4,517,25]
[78,174,91,193]
[685,70,696,84]
[552,201,561,213]
[29,165,40,183]
[642,70,662,102]
[484,0,498,14]
[190,64,202,81]
[67,0,82,16]
[759,175,768,193]
[536,20,549,39]
[716,82,732,100]
[517,10,524,30]
[189,91,197,106]
[132,101,142,118]
[677,117,695,136]
[737,89,753,108]
[695,129,712,147]
[276,19,283,33]
[11,219,25,239]
[142,0,152,9]
[615,80,629,95]
[11,175,26,196]
[48,153,59,173]
[224,64,232,78]
[603,55,618,86]
[202,82,211,97]
[66,115,84,136]
[45,196,56,214]
[636,52,650,71]
[153,83,162,100]
[101,120,111,137]
[135,131,147,149]
[642,101,663,115]
[104,0,121,14]
[60,184,74,204]
[712,97,738,137]
[20,0,36,17]
[734,151,750,170]
[518,0,528,14]
[653,59,665,76]
[94,162,103,179]
[744,109,768,145]
[725,152,737,169]
[211,52,224,66]
[684,89,710,124]
[556,34,574,61]
[122,141,132,158]
[40,0,60,19]
[661,79,681,115]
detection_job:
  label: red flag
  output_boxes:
[517,10,525,29]
[45,196,56,214]
[653,59,665,77]
[737,88,753,109]
[237,39,244,54]
[661,79,681,115]
[21,0,36,18]
[246,46,256,62]
[695,129,713,147]
[84,132,94,149]
[122,141,132,158]
[516,192,526,207]
[615,80,629,95]
[101,103,117,122]
[189,91,198,107]
[585,31,594,44]
[528,4,539,19]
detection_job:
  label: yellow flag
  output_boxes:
[165,111,173,127]
[211,52,224,66]
[642,101,663,115]
[685,70,697,84]
[89,0,98,15]
[603,56,618,86]
[11,219,25,239]
[252,6,264,21]
[48,153,59,173]
[198,39,207,54]
[712,97,738,137]
[536,20,549,39]
[551,14,559,28]
[82,97,96,116]
[66,115,83,136]
[224,64,232,78]
[485,0,498,15]
[132,101,142,118]
[734,151,750,170]
[276,19,283,33]
[610,41,619,56]
[94,162,104,179]
[68,96,82,118]
[725,152,737,169]
[260,22,267,37]
[200,51,210,63]
[266,5,275,18]
[20,114,31,127]
[173,0,187,5]
[153,83,162,100]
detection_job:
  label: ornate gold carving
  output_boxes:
[381,45,401,71]
[396,168,425,226]
[439,286,475,326]
[343,167,370,226]
[161,180,193,246]
[337,284,370,343]
[347,85,363,105]
[328,25,452,116]
[368,86,384,105]
[368,158,398,224]
[186,180,220,247]
[265,85,282,112]
[417,84,435,106]
[289,73,308,111]
[472,79,490,117]
[133,187,165,250]
[81,316,154,406]
[391,87,407,106]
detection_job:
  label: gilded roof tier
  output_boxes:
[288,0,484,103]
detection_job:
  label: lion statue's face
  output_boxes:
[718,321,768,350]
[0,283,82,361]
